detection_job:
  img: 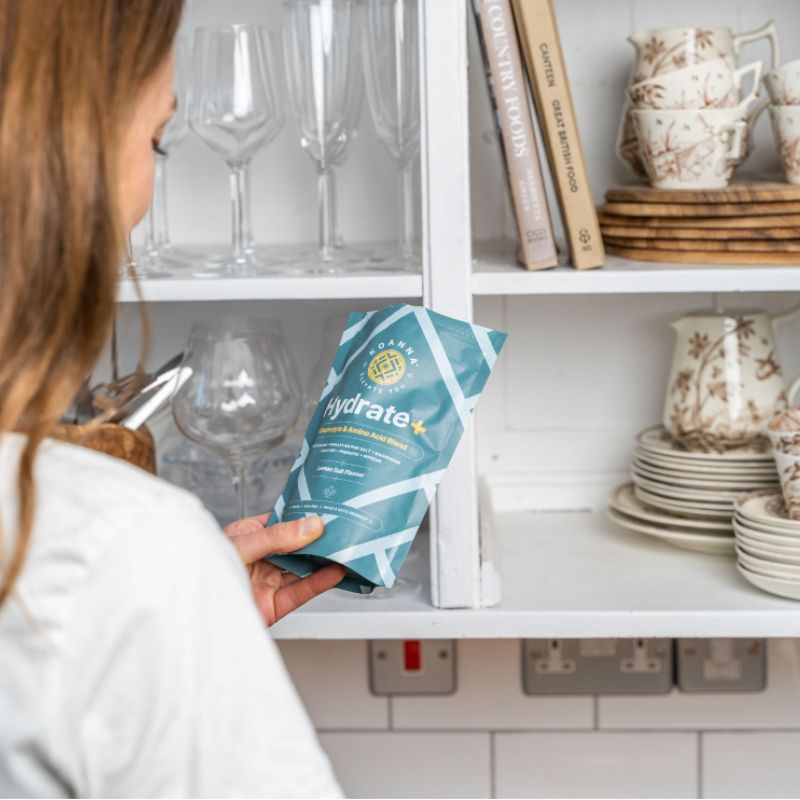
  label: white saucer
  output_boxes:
[609,484,732,532]
[733,518,800,547]
[737,538,800,565]
[633,485,733,519]
[637,426,773,462]
[736,547,800,579]
[735,490,800,532]
[737,562,800,600]
[607,507,735,554]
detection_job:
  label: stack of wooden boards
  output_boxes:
[599,183,800,265]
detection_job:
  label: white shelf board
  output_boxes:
[117,244,422,302]
[472,242,800,296]
[118,271,422,303]
[270,509,800,639]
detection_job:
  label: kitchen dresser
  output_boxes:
[118,0,800,638]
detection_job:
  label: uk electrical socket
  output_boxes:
[368,640,456,695]
[676,638,766,692]
[522,639,673,695]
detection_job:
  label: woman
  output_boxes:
[0,1,345,796]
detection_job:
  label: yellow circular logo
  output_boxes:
[367,349,406,386]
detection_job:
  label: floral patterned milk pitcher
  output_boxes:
[664,307,800,452]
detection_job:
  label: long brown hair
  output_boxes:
[0,0,185,607]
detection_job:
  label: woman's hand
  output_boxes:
[223,514,345,626]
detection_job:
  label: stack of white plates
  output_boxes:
[630,427,778,520]
[607,483,735,554]
[734,489,800,600]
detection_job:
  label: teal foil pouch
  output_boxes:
[266,303,507,593]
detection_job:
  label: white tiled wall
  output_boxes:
[277,639,800,799]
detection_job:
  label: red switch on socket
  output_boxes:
[403,640,422,672]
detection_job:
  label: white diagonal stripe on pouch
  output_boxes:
[338,305,414,379]
[326,526,417,569]
[374,549,395,586]
[290,437,310,473]
[274,495,285,517]
[344,469,446,509]
[473,325,498,370]
[341,310,376,345]
[297,466,311,501]
[413,308,472,429]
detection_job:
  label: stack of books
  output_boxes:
[473,0,604,271]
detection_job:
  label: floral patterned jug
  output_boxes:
[663,307,800,452]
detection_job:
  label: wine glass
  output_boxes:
[189,26,285,277]
[172,317,301,521]
[138,37,200,277]
[362,0,421,271]
[282,0,365,272]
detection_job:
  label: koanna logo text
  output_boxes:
[360,338,417,394]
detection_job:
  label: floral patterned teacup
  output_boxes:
[773,451,800,520]
[632,106,749,189]
[628,58,762,111]
[767,410,800,456]
[617,22,779,175]
[769,105,800,185]
[764,59,800,105]
[663,308,800,452]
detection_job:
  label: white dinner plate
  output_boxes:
[630,457,777,490]
[631,471,740,502]
[633,485,733,519]
[636,426,773,462]
[737,562,800,600]
[607,508,735,554]
[633,448,777,476]
[633,448,777,477]
[609,484,732,532]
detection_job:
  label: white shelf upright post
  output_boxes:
[419,0,483,608]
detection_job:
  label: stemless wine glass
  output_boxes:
[138,37,199,277]
[172,317,301,520]
[189,26,285,277]
[362,0,421,270]
[283,0,365,272]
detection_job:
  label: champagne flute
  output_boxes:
[139,37,200,276]
[362,0,421,270]
[189,26,285,277]
[172,317,301,520]
[282,0,365,272]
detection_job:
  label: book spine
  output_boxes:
[510,0,605,269]
[473,0,557,270]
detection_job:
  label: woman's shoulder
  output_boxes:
[0,433,244,643]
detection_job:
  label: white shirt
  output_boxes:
[0,433,342,799]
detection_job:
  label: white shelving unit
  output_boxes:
[270,509,800,639]
[127,0,800,636]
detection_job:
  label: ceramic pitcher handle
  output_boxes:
[734,61,763,109]
[733,20,780,71]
